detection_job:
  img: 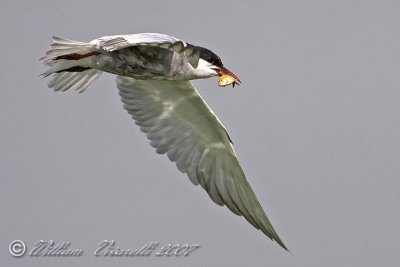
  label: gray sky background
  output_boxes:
[1,1,399,266]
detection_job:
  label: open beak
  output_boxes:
[213,67,242,87]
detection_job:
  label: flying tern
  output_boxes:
[40,33,288,250]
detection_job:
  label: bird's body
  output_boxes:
[41,33,287,250]
[91,36,207,80]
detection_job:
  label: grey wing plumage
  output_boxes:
[95,33,182,51]
[117,77,288,250]
[94,33,200,67]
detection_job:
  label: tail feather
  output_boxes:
[40,36,102,93]
[40,36,94,64]
[47,69,102,93]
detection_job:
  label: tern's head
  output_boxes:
[197,47,241,87]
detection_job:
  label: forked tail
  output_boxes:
[40,36,102,93]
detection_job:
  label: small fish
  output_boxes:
[218,74,237,87]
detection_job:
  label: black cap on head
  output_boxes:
[199,47,224,68]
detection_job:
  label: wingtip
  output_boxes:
[274,238,291,253]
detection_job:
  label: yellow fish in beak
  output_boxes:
[213,66,241,88]
[218,74,237,87]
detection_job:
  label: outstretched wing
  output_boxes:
[117,77,287,250]
[93,33,200,67]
